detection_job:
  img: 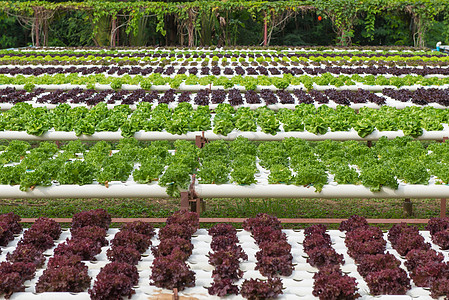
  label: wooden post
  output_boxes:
[404,198,413,216]
[180,191,189,210]
[173,288,179,300]
[441,198,447,218]
[263,12,268,46]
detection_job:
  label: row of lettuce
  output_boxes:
[3,73,449,90]
[2,211,449,299]
[5,65,449,77]
[0,51,446,64]
[1,103,447,138]
[0,136,447,195]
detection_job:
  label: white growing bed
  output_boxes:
[3,229,444,300]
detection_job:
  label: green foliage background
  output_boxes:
[1,0,449,48]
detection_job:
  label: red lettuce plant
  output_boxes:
[240,277,283,300]
[392,233,430,256]
[18,230,54,251]
[365,268,411,295]
[210,234,239,251]
[121,221,155,238]
[208,278,239,297]
[243,213,282,233]
[150,256,195,291]
[0,262,36,281]
[165,210,199,231]
[255,254,294,277]
[404,249,444,274]
[426,217,449,235]
[99,262,139,285]
[32,217,61,239]
[158,223,195,240]
[345,227,386,261]
[111,231,151,253]
[6,244,45,267]
[46,254,85,270]
[35,265,91,293]
[251,226,287,245]
[410,261,449,287]
[0,272,24,299]
[388,223,419,246]
[430,277,449,299]
[53,238,102,261]
[89,273,135,300]
[70,225,108,247]
[356,253,400,278]
[303,234,332,252]
[72,209,111,230]
[107,246,141,265]
[152,237,193,260]
[431,229,449,250]
[257,239,292,257]
[0,222,14,247]
[347,239,386,262]
[0,212,22,234]
[312,266,360,300]
[307,247,344,269]
[339,215,368,232]
[304,224,327,237]
[208,223,237,237]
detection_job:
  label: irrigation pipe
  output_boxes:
[2,183,449,199]
[0,129,447,141]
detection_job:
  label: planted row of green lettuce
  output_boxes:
[1,137,448,196]
[0,52,444,64]
[2,102,447,138]
[3,73,449,90]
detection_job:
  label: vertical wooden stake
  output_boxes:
[441,198,447,218]
[180,191,189,210]
[403,198,413,217]
[173,288,179,300]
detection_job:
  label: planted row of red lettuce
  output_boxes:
[35,209,111,293]
[4,65,449,76]
[207,223,248,297]
[0,215,59,298]
[0,87,391,106]
[383,88,449,106]
[341,215,411,295]
[240,213,287,299]
[1,51,443,59]
[89,220,154,300]
[150,210,199,292]
[303,224,359,300]
[388,219,449,298]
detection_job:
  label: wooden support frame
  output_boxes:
[19,217,432,224]
[404,198,413,216]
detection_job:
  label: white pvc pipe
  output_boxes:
[0,184,170,199]
[195,184,449,199]
[0,129,447,141]
[1,182,448,199]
